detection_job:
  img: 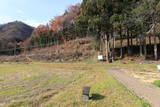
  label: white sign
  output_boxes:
[157,65,160,72]
[98,55,103,61]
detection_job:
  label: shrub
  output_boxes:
[152,80,160,87]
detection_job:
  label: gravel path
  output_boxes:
[108,68,160,107]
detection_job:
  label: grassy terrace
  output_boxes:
[0,60,150,107]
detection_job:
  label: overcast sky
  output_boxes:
[0,0,82,27]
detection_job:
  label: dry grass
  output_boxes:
[108,60,160,84]
[0,37,95,62]
[0,61,150,107]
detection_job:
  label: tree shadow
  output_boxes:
[90,93,105,100]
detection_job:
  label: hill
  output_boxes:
[0,37,96,62]
[0,21,34,49]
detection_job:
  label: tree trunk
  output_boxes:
[152,14,158,60]
[144,36,147,58]
[154,35,158,60]
[14,46,17,56]
[109,28,114,62]
[120,27,123,59]
[136,37,139,46]
[104,38,109,62]
[100,36,103,54]
[112,36,115,62]
[139,35,143,56]
[130,33,133,56]
[158,36,160,44]
[127,30,130,55]
[131,35,133,46]
[149,36,151,45]
[120,40,123,58]
[108,38,111,62]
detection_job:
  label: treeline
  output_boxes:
[21,0,160,61]
[23,4,82,47]
[76,0,160,61]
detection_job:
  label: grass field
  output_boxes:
[0,60,150,107]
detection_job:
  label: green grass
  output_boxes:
[152,80,160,87]
[0,61,150,107]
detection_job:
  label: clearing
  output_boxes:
[0,61,150,107]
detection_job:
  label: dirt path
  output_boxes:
[108,68,160,107]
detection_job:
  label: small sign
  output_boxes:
[157,65,160,72]
[98,55,103,61]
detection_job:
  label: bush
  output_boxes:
[152,80,160,87]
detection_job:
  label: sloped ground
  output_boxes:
[0,37,96,62]
[0,21,34,47]
[0,62,149,107]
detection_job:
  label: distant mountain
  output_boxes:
[0,21,34,48]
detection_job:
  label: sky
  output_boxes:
[0,0,82,27]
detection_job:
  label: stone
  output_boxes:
[82,95,90,101]
[82,86,91,101]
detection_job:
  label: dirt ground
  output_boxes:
[125,70,160,83]
[108,68,160,107]
[116,63,160,84]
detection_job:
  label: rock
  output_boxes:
[82,86,91,101]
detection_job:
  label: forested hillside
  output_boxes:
[0,21,34,49]
[20,0,159,61]
[1,0,160,62]
[77,0,160,61]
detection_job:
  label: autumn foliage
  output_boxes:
[36,25,49,33]
[49,3,80,32]
[19,3,81,50]
[50,16,63,32]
